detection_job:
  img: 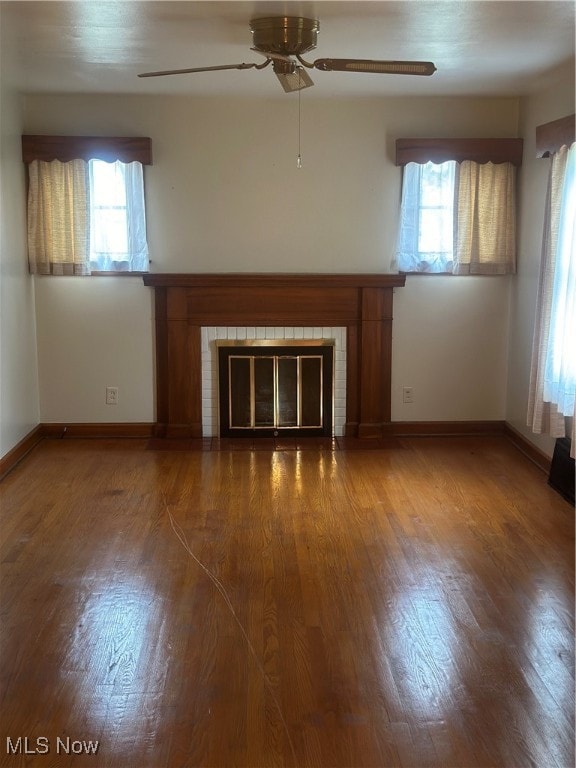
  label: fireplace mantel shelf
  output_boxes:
[143,273,405,289]
[144,272,406,439]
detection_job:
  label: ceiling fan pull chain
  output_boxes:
[297,77,303,169]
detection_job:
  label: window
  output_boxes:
[395,160,517,275]
[529,138,576,451]
[396,161,456,273]
[546,145,576,412]
[88,160,148,272]
[394,138,522,275]
[22,135,152,275]
[544,144,575,414]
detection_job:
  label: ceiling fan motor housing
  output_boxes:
[250,17,319,56]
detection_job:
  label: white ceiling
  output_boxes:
[1,1,575,98]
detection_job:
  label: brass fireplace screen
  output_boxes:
[217,341,334,437]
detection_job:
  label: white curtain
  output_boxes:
[528,142,576,455]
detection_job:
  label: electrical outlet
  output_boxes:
[105,386,119,405]
[402,386,414,404]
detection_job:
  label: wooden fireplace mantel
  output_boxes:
[143,273,406,438]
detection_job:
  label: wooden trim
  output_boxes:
[153,287,169,434]
[0,422,554,474]
[90,271,150,277]
[0,426,44,481]
[503,423,552,474]
[143,273,406,289]
[395,138,524,166]
[390,421,506,437]
[536,114,575,158]
[40,423,155,439]
[22,135,153,165]
[345,324,360,434]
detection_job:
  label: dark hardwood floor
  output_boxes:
[0,436,573,767]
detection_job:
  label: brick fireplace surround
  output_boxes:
[143,274,406,439]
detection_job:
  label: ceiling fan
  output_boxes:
[138,16,437,92]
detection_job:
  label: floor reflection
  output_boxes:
[62,579,166,731]
[379,577,459,720]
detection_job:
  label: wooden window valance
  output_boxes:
[21,135,152,165]
[536,114,575,158]
[395,138,523,166]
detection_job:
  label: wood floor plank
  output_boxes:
[0,436,573,767]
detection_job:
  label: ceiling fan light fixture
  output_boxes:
[275,66,314,93]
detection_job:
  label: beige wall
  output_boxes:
[508,60,575,456]
[0,59,572,455]
[23,93,519,426]
[0,14,40,456]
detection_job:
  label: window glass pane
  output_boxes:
[89,160,129,260]
[88,159,148,271]
[420,161,455,206]
[90,208,128,256]
[419,208,453,255]
[90,160,126,207]
[396,161,455,273]
[418,162,455,260]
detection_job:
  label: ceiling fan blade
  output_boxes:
[138,62,261,78]
[312,59,437,76]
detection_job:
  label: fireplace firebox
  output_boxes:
[217,341,334,437]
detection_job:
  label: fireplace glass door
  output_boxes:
[218,342,334,437]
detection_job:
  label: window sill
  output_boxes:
[90,271,149,276]
[399,271,454,276]
[399,271,511,277]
